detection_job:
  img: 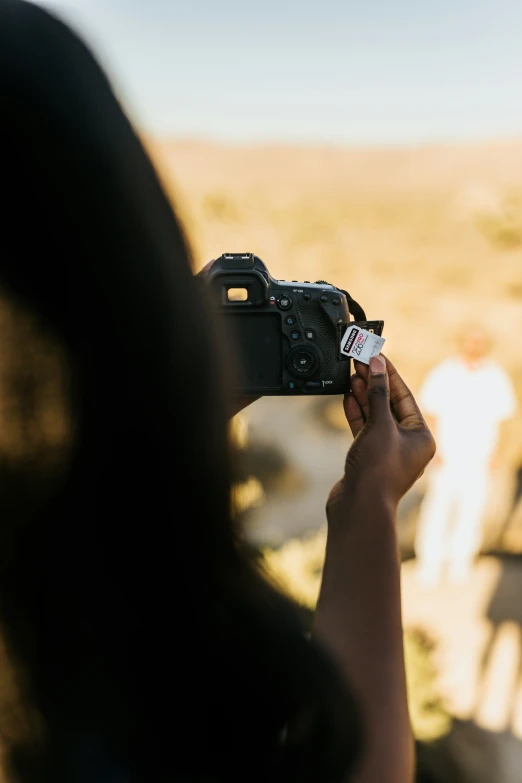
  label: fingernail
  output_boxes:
[370,355,386,375]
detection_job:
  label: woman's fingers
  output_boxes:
[366,355,391,423]
[350,373,370,420]
[355,356,424,427]
[343,391,366,438]
[353,360,369,381]
[384,357,424,425]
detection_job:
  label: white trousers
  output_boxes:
[415,463,490,584]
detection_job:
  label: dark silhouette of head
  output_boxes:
[0,2,360,780]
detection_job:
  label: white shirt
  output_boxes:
[419,358,517,465]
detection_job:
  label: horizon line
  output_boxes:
[144,133,522,152]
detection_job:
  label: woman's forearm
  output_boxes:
[313,488,414,783]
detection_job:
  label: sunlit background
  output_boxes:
[27,1,522,780]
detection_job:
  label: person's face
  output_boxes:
[460,330,489,363]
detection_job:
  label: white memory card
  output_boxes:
[340,325,386,364]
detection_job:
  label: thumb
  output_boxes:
[366,354,391,422]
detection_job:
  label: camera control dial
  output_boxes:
[287,345,320,378]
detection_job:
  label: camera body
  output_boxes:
[202,253,383,396]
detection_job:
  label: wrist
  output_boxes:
[327,474,398,534]
[344,471,399,511]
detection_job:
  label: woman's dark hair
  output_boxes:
[0,2,361,780]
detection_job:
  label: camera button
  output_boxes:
[287,345,320,378]
[304,329,315,341]
[290,350,316,374]
[290,331,301,340]
[320,294,328,303]
[303,293,312,301]
[288,381,298,390]
[285,315,296,326]
[332,297,340,305]
[277,296,293,310]
[305,381,323,390]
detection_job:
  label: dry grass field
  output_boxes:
[149,137,522,462]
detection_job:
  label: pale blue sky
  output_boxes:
[36,0,522,144]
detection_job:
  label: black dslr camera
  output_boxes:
[202,253,383,396]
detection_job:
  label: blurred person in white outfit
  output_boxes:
[415,327,517,586]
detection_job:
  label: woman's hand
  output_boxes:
[317,354,432,783]
[328,354,435,517]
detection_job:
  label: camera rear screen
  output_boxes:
[225,313,282,389]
